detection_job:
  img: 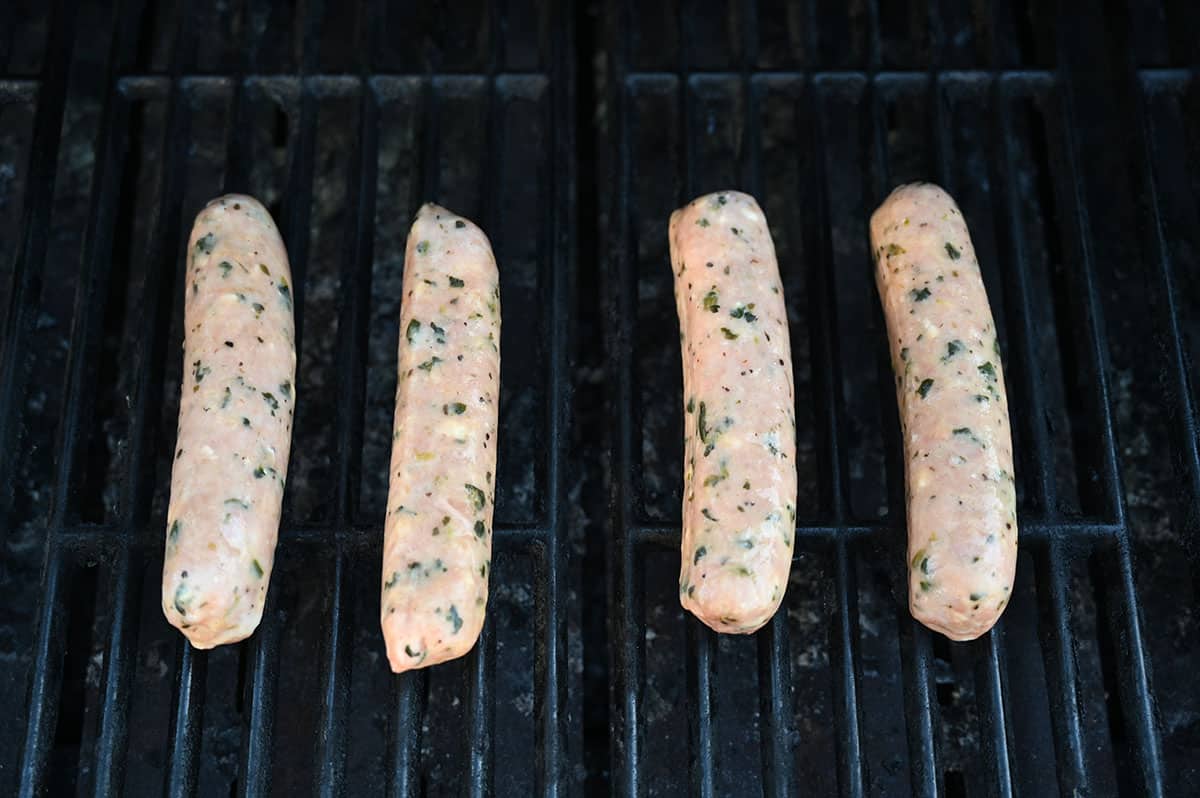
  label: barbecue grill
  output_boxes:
[0,1,1196,795]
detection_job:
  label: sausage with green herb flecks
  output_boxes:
[163,194,296,648]
[871,182,1018,641]
[669,191,797,634]
[382,203,500,672]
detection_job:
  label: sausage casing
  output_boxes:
[870,182,1018,641]
[382,203,500,672]
[163,194,296,649]
[669,191,797,634]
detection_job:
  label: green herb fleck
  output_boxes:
[253,466,266,479]
[195,233,216,254]
[219,260,233,277]
[942,340,964,361]
[279,381,291,399]
[969,592,984,601]
[701,507,718,522]
[900,347,909,361]
[910,287,932,302]
[703,461,729,487]
[173,584,190,616]
[945,242,961,260]
[262,392,279,411]
[430,321,446,343]
[407,319,421,343]
[418,356,443,372]
[474,520,487,538]
[252,301,265,318]
[912,549,930,575]
[920,580,934,592]
[251,559,264,578]
[979,362,997,380]
[730,304,758,323]
[686,397,695,414]
[416,240,430,254]
[703,290,720,313]
[917,378,934,399]
[974,394,990,403]
[720,327,738,340]
[698,401,710,443]
[224,498,250,510]
[448,275,464,288]
[694,546,707,564]
[192,360,210,384]
[221,386,232,408]
[885,243,905,257]
[447,605,463,633]
[278,276,292,309]
[444,402,467,415]
[259,263,270,275]
[169,520,181,543]
[465,484,486,511]
[696,217,710,228]
[385,572,400,589]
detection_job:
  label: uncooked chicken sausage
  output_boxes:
[382,203,500,672]
[669,191,797,634]
[163,194,296,648]
[870,183,1018,641]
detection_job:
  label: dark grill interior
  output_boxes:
[1,1,1198,795]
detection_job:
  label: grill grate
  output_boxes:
[596,1,1191,796]
[1,1,1198,796]
[1,1,575,795]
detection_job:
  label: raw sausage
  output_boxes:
[163,194,296,648]
[382,203,500,672]
[669,191,796,634]
[870,182,1017,641]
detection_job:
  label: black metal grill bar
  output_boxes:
[863,74,944,797]
[385,671,426,798]
[802,47,866,798]
[974,630,1014,797]
[91,547,140,797]
[1037,541,1088,794]
[16,545,68,798]
[465,621,494,797]
[164,642,206,796]
[605,0,642,781]
[532,4,576,788]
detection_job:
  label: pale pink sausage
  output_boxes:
[381,203,500,672]
[870,183,1018,641]
[669,191,796,634]
[163,194,296,649]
